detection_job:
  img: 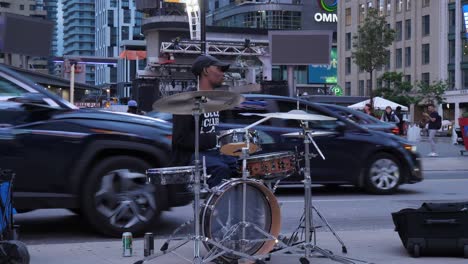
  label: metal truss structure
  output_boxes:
[160,41,268,56]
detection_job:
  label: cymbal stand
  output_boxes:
[134,98,266,264]
[270,123,363,264]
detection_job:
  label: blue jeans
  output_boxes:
[191,149,238,187]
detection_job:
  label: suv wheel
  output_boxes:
[365,153,401,194]
[81,156,162,237]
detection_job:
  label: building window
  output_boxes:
[448,70,455,90]
[421,72,430,84]
[30,5,36,10]
[20,4,25,10]
[449,40,455,63]
[422,0,430,7]
[385,51,391,69]
[463,70,468,89]
[124,9,131,23]
[405,19,411,40]
[215,0,219,9]
[379,0,385,16]
[405,47,411,67]
[395,21,402,41]
[386,0,391,16]
[405,75,411,83]
[121,26,129,40]
[406,0,411,11]
[422,44,430,64]
[345,82,351,96]
[368,1,373,8]
[345,8,352,26]
[396,0,403,12]
[345,33,352,50]
[422,15,430,36]
[359,4,365,23]
[359,80,365,96]
[345,57,351,75]
[395,48,402,68]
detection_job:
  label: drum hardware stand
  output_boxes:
[198,135,289,263]
[270,124,363,264]
[135,99,266,264]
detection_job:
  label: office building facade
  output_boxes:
[338,0,468,123]
[95,0,144,93]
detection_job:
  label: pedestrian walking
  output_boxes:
[422,104,442,157]
[380,106,400,124]
[395,106,405,136]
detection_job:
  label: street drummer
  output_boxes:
[171,55,238,187]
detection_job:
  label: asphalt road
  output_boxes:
[14,170,468,246]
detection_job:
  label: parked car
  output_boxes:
[0,65,191,237]
[315,103,400,135]
[215,94,422,194]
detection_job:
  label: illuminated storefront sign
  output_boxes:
[308,47,337,84]
[314,0,338,23]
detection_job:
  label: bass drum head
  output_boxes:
[201,179,281,261]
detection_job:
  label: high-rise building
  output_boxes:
[63,0,95,84]
[95,0,144,93]
[338,0,468,124]
[42,0,59,56]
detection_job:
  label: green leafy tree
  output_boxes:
[352,8,395,108]
[375,72,414,106]
[413,80,448,106]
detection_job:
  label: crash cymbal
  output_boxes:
[241,110,336,121]
[153,90,245,115]
[281,131,336,138]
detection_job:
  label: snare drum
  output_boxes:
[201,178,281,262]
[146,166,199,185]
[244,151,296,181]
[217,129,261,156]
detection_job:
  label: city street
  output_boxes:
[14,159,468,263]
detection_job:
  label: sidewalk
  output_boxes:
[28,229,468,264]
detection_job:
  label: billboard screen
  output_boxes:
[308,47,337,84]
[0,13,53,57]
[269,30,332,65]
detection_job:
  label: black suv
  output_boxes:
[0,65,190,237]
[217,94,423,194]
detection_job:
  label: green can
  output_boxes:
[122,232,133,257]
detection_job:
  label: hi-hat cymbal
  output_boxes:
[153,90,245,115]
[241,110,336,121]
[281,131,336,139]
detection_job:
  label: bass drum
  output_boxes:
[200,179,281,262]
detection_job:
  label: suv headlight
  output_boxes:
[403,143,417,153]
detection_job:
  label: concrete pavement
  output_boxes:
[28,229,468,263]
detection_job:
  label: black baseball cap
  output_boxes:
[191,55,230,76]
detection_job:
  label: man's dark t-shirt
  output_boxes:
[171,111,219,166]
[428,111,441,130]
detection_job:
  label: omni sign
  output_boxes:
[314,0,338,23]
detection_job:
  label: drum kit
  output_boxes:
[135,91,367,264]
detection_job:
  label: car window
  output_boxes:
[277,101,338,130]
[221,99,272,126]
[0,75,29,98]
